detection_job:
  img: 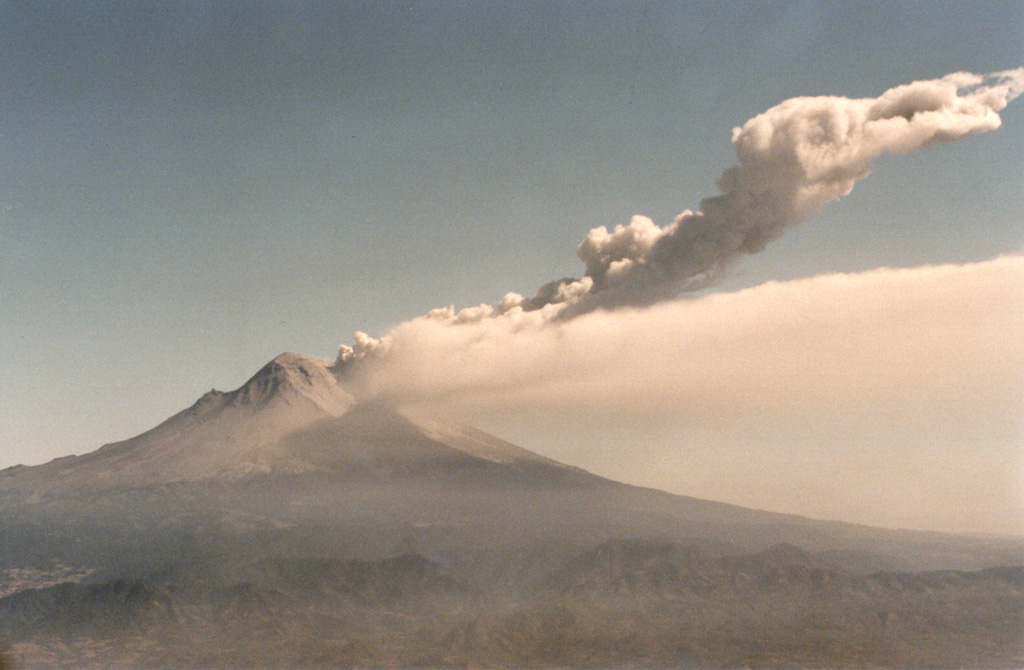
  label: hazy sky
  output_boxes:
[2,1,1022,533]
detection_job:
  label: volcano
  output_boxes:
[0,353,562,493]
[1,353,1022,669]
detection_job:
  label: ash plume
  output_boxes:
[337,69,1024,367]
[567,68,1024,311]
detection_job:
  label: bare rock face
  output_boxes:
[1,352,1022,669]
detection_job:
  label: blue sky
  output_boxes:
[1,1,1022,530]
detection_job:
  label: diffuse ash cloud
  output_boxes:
[336,69,1024,369]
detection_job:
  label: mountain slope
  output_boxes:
[0,352,1020,573]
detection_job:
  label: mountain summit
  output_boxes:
[0,352,561,495]
[223,351,356,413]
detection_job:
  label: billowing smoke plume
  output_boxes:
[337,69,1024,367]
[569,69,1024,309]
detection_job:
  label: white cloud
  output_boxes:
[354,256,1023,423]
[345,256,1024,533]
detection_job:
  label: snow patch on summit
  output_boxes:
[232,352,355,417]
